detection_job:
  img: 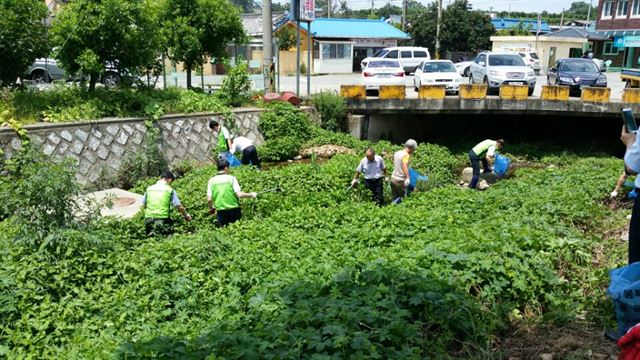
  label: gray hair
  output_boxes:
[404,139,418,150]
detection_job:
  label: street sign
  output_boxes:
[300,0,315,21]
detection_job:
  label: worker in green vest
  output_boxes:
[207,158,257,227]
[209,119,232,157]
[142,171,192,236]
[469,139,505,189]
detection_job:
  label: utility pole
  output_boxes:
[435,0,442,59]
[508,3,511,18]
[371,0,374,17]
[402,0,407,30]
[327,0,331,18]
[559,8,564,29]
[586,0,593,23]
[262,0,273,92]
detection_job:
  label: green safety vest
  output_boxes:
[144,182,173,219]
[209,175,240,211]
[472,140,497,158]
[217,128,229,153]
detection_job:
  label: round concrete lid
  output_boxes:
[112,197,136,207]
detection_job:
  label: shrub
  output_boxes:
[216,60,251,107]
[257,102,314,161]
[310,90,347,132]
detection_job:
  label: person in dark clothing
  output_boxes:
[468,139,505,189]
[351,147,388,206]
[231,135,261,169]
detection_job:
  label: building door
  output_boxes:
[353,47,369,72]
[548,47,557,70]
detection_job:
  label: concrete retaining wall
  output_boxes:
[0,109,265,184]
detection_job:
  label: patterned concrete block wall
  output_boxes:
[0,108,265,184]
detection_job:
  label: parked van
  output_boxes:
[360,47,431,74]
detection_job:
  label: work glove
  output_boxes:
[184,213,192,222]
[403,178,410,187]
[611,191,619,199]
[250,192,258,199]
[384,176,390,182]
[350,179,358,187]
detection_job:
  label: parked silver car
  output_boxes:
[23,58,121,86]
[469,51,536,95]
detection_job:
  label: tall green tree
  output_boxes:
[163,0,245,89]
[50,0,162,91]
[409,0,493,56]
[0,0,49,87]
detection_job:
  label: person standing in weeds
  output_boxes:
[351,147,387,206]
[622,126,640,264]
[390,139,417,203]
[209,119,232,158]
[469,139,505,189]
[207,158,257,227]
[142,171,192,236]
[231,135,261,169]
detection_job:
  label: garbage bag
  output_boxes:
[493,154,511,177]
[608,262,640,337]
[630,188,638,200]
[219,152,242,167]
[409,168,428,188]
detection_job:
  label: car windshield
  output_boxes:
[372,49,389,58]
[530,52,539,59]
[368,60,400,68]
[424,62,456,72]
[560,61,599,72]
[488,54,526,66]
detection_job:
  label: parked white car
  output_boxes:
[361,47,430,74]
[469,51,536,95]
[454,61,473,77]
[361,59,405,90]
[414,60,463,94]
[518,51,541,74]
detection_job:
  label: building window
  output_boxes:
[321,43,352,59]
[602,0,614,18]
[604,41,621,55]
[618,0,629,17]
[633,0,640,16]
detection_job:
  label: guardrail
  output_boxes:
[340,84,640,105]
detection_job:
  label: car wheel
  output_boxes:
[528,88,534,96]
[31,70,49,83]
[103,72,120,87]
[469,74,474,84]
[547,77,551,86]
[463,67,470,77]
[414,81,419,92]
[483,77,493,95]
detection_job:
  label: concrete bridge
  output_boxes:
[341,84,640,143]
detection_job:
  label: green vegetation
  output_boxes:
[0,103,630,357]
[310,90,347,132]
[1,87,230,124]
[258,102,314,162]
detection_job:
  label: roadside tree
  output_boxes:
[50,0,162,91]
[0,0,49,87]
[162,0,245,89]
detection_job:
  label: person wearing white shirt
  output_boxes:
[622,125,640,263]
[351,148,387,206]
[231,135,261,169]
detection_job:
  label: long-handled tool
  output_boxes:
[257,187,282,196]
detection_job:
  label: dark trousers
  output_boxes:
[241,145,261,169]
[469,150,490,189]
[630,191,640,264]
[364,178,384,206]
[217,207,242,227]
[145,218,173,237]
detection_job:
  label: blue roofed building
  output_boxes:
[491,18,552,34]
[282,18,411,74]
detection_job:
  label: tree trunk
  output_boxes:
[186,64,192,89]
[89,73,99,92]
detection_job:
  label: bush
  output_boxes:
[310,90,347,132]
[257,102,314,161]
[216,60,251,107]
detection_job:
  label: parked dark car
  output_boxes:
[24,58,122,86]
[547,58,607,96]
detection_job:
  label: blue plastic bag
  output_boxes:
[630,188,638,200]
[608,262,640,337]
[219,152,242,167]
[408,168,429,188]
[493,154,511,177]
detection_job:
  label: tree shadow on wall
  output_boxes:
[113,261,498,359]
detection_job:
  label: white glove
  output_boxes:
[350,179,358,187]
[404,178,410,187]
[250,192,258,199]
[611,191,619,199]
[384,176,390,182]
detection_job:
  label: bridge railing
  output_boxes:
[340,84,640,104]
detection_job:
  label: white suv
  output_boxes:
[361,47,430,74]
[518,52,541,74]
[469,52,536,95]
